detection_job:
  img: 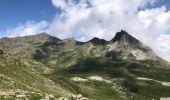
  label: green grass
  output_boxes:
[50,57,170,99]
[1,45,170,100]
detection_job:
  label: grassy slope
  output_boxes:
[0,49,72,99]
[27,42,170,99]
[0,41,170,100]
[50,57,170,100]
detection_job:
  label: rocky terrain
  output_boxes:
[0,30,170,100]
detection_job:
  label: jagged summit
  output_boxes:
[111,30,139,43]
[0,30,139,46]
[83,30,140,46]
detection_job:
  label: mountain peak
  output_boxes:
[31,33,60,43]
[111,30,139,43]
[88,37,107,45]
[0,33,60,47]
[118,30,129,35]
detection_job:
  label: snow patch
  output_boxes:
[87,75,112,83]
[161,82,170,87]
[160,97,170,100]
[71,77,88,82]
[136,77,152,81]
[71,76,112,83]
[137,77,170,87]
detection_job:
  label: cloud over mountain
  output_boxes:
[49,0,170,61]
[1,0,170,61]
[3,21,48,37]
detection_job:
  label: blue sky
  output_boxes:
[0,0,170,32]
[0,0,170,61]
[154,0,170,10]
[0,0,56,32]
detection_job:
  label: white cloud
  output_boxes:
[49,0,157,40]
[155,34,170,61]
[4,20,49,37]
[51,0,67,9]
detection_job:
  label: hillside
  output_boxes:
[0,30,170,100]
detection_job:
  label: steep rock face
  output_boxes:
[105,30,158,60]
[111,30,139,43]
[80,30,159,60]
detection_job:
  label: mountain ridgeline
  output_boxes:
[0,30,170,100]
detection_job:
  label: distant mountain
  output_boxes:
[0,33,60,48]
[0,30,169,100]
